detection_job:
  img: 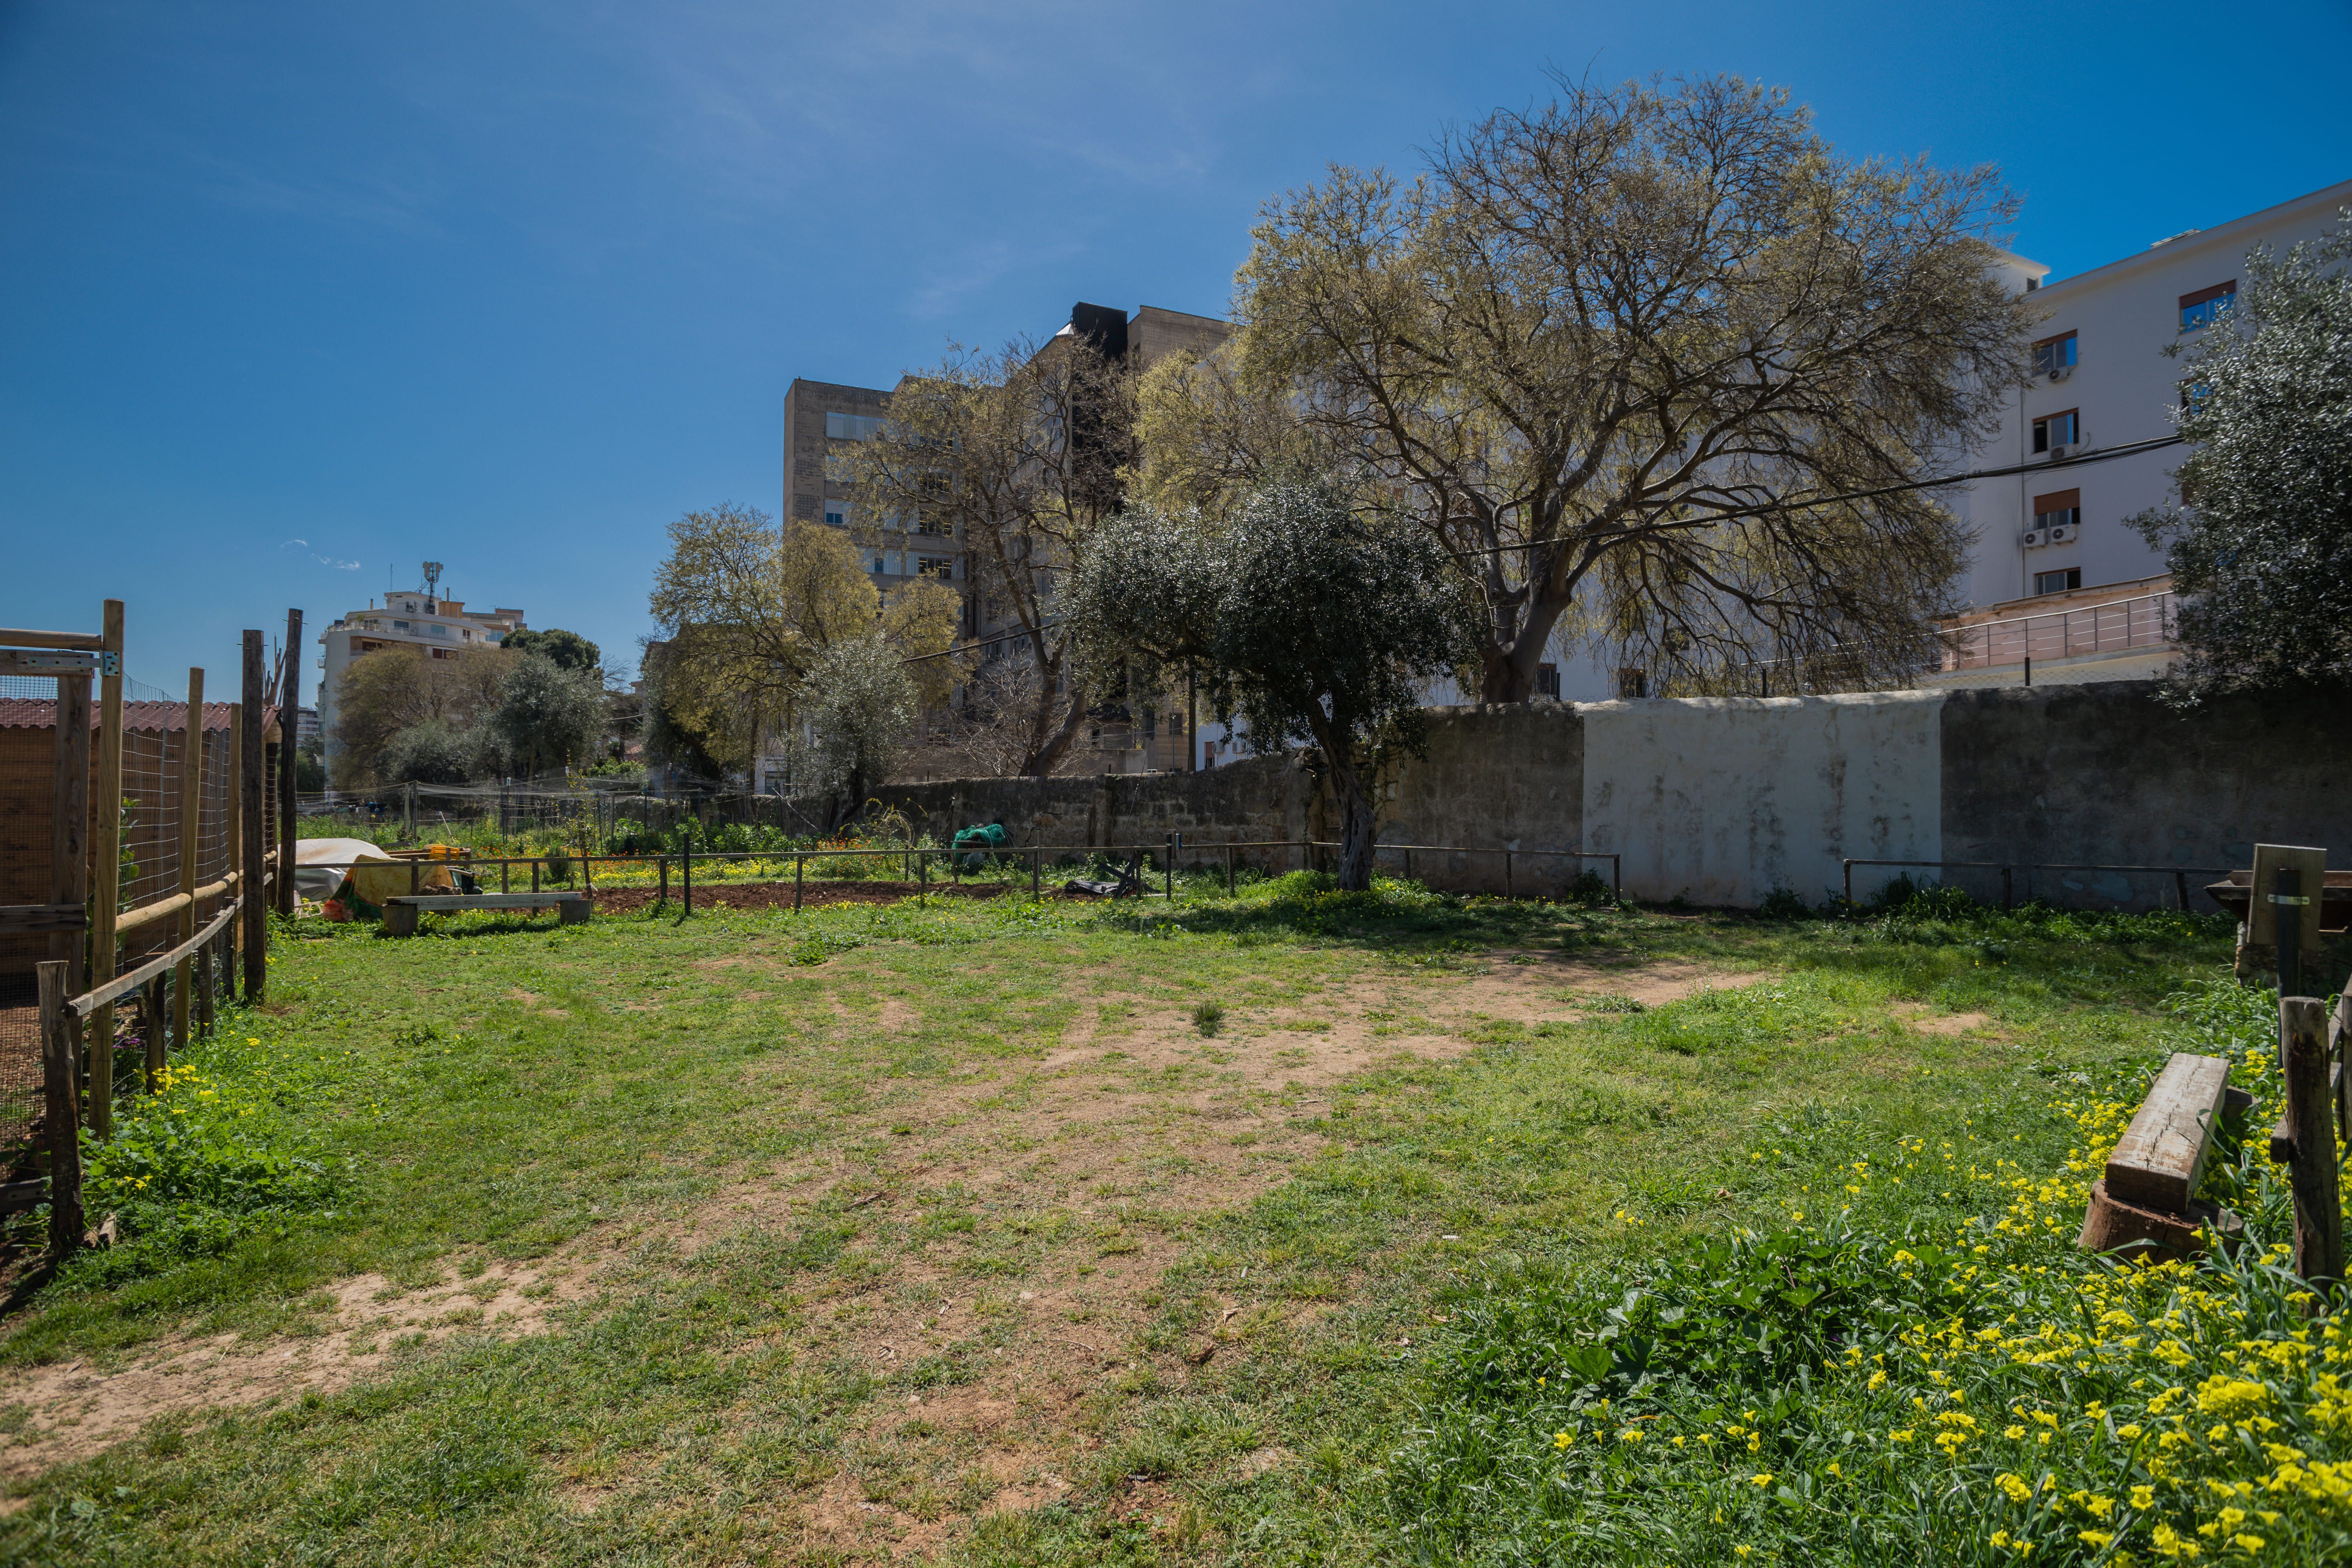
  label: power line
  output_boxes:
[892,432,2188,663]
[1450,433,2186,559]
[900,620,1063,667]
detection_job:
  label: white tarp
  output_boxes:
[292,837,395,901]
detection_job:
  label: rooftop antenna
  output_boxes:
[422,561,444,612]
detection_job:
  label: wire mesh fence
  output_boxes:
[0,676,70,1160]
[0,674,248,1151]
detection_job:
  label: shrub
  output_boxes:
[1192,1001,1226,1037]
[1757,886,1811,920]
[72,1039,348,1283]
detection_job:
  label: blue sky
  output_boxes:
[3,0,2346,705]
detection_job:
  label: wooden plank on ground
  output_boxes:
[2105,1052,2231,1214]
[384,893,589,911]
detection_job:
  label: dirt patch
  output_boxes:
[0,1255,599,1486]
[687,949,1771,1556]
[1910,1011,1991,1036]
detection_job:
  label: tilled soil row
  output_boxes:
[587,879,1025,914]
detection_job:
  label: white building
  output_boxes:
[316,585,527,784]
[1929,175,2352,686]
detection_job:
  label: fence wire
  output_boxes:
[0,686,241,1153]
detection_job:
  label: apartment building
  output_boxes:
[779,301,1232,777]
[316,578,527,783]
[1928,174,2352,687]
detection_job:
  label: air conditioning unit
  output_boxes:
[2047,443,2072,460]
[2047,523,2077,543]
[2020,528,2049,548]
[2049,365,2072,382]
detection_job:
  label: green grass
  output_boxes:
[0,878,2290,1564]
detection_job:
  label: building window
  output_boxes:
[1537,662,1561,698]
[2179,281,2236,332]
[429,624,448,637]
[2031,410,2079,453]
[1613,668,1647,699]
[824,499,847,528]
[2032,488,2080,530]
[825,411,884,441]
[915,514,951,537]
[2031,332,2076,378]
[917,555,955,579]
[2034,568,2082,595]
[391,620,409,631]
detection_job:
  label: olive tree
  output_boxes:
[489,653,605,778]
[2132,213,2352,697]
[1139,73,2031,699]
[795,633,920,816]
[1066,478,1475,891]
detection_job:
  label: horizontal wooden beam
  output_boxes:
[0,1179,48,1216]
[73,896,239,1017]
[0,649,98,677]
[0,902,88,934]
[114,872,238,938]
[0,628,103,652]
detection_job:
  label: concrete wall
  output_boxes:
[1581,693,1945,907]
[1374,705,1586,892]
[1940,682,2352,911]
[843,753,1310,873]
[853,681,2343,910]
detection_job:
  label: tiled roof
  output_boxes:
[0,700,270,732]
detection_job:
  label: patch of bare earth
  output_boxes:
[1891,1002,1994,1036]
[673,950,1767,1556]
[0,948,1768,1545]
[0,1257,598,1493]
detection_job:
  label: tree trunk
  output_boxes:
[1021,682,1089,777]
[1315,744,1379,892]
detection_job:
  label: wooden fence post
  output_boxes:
[49,666,92,995]
[89,600,124,1131]
[38,961,84,1259]
[276,608,301,918]
[241,632,267,1003]
[165,666,204,1097]
[2283,996,2345,1291]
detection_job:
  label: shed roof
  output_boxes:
[0,699,269,732]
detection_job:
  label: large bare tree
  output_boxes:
[841,333,1134,774]
[1139,74,2033,700]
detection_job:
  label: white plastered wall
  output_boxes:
[1579,692,1946,906]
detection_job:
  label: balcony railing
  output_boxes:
[1938,589,2179,672]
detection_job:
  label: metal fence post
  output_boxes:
[1843,859,1854,909]
[2002,866,2014,912]
[795,852,805,912]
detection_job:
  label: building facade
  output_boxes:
[316,584,527,784]
[777,301,1231,781]
[1928,175,2352,686]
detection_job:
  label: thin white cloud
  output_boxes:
[281,538,361,570]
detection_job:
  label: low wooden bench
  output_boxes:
[2080,1051,2247,1258]
[383,892,592,937]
